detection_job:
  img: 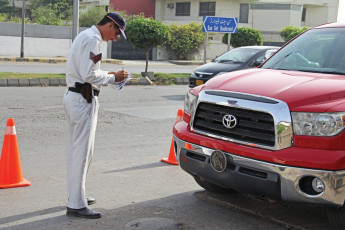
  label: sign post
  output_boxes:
[202,16,238,63]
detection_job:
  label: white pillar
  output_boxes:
[337,0,345,22]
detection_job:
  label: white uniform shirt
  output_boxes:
[66,25,115,90]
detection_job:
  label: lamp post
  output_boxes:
[72,0,79,41]
[20,0,26,58]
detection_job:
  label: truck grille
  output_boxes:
[193,102,275,147]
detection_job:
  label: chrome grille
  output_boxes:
[193,102,275,147]
[195,72,213,78]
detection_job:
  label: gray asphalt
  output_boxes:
[0,86,333,230]
[0,86,288,230]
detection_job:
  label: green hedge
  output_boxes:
[222,27,263,48]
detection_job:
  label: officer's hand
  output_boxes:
[111,70,129,82]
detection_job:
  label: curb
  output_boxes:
[0,56,205,65]
[169,60,206,65]
[0,78,66,87]
[0,57,122,64]
[0,77,189,87]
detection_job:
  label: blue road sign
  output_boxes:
[203,16,238,33]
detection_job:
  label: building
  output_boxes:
[155,0,341,58]
[8,0,23,8]
[79,0,110,13]
[2,0,342,60]
[110,0,156,18]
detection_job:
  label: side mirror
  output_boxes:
[265,49,278,60]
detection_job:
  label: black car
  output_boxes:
[189,46,279,88]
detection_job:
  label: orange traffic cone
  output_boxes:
[161,140,178,165]
[161,109,183,165]
[184,143,193,150]
[174,109,183,124]
[0,118,31,189]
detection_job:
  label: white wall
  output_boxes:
[156,0,340,33]
[0,23,109,58]
[157,0,239,24]
[0,36,71,57]
[305,6,329,27]
[338,0,345,21]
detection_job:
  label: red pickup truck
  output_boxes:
[173,22,345,229]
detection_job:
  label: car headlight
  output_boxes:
[214,72,228,77]
[291,112,345,136]
[184,91,197,115]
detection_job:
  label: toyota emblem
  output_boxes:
[222,114,237,129]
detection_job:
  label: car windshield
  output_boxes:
[214,48,262,63]
[261,27,345,75]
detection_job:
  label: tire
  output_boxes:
[327,205,345,230]
[194,176,235,194]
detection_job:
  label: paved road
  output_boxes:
[0,60,198,74]
[0,86,333,230]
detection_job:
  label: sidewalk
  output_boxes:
[0,56,206,65]
[0,56,193,87]
[0,77,189,87]
[0,56,121,64]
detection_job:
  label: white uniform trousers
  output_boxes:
[63,90,99,209]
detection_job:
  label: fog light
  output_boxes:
[299,176,325,196]
[312,177,325,193]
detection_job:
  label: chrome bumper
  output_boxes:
[173,135,345,207]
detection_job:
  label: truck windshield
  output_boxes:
[261,27,345,75]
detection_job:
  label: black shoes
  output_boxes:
[66,207,101,219]
[87,197,96,205]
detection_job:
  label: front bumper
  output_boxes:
[189,74,213,88]
[173,135,345,207]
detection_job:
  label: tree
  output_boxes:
[29,0,72,25]
[222,27,263,48]
[280,25,309,43]
[0,13,7,22]
[0,0,13,14]
[126,17,171,76]
[0,0,21,20]
[80,7,128,28]
[79,7,106,27]
[31,6,62,25]
[166,22,205,60]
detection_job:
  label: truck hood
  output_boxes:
[201,68,345,112]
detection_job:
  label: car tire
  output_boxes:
[327,205,345,229]
[194,176,235,194]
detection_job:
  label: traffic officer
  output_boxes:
[63,12,129,219]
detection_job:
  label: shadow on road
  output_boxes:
[103,162,172,174]
[196,191,332,230]
[0,190,333,230]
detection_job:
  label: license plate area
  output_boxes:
[196,79,203,86]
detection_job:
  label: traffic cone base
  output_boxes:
[161,109,183,165]
[161,140,178,165]
[161,158,178,165]
[0,178,31,189]
[0,118,31,189]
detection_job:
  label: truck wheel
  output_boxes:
[327,205,345,230]
[194,176,235,194]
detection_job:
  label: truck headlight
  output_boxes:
[184,91,197,115]
[291,112,345,136]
